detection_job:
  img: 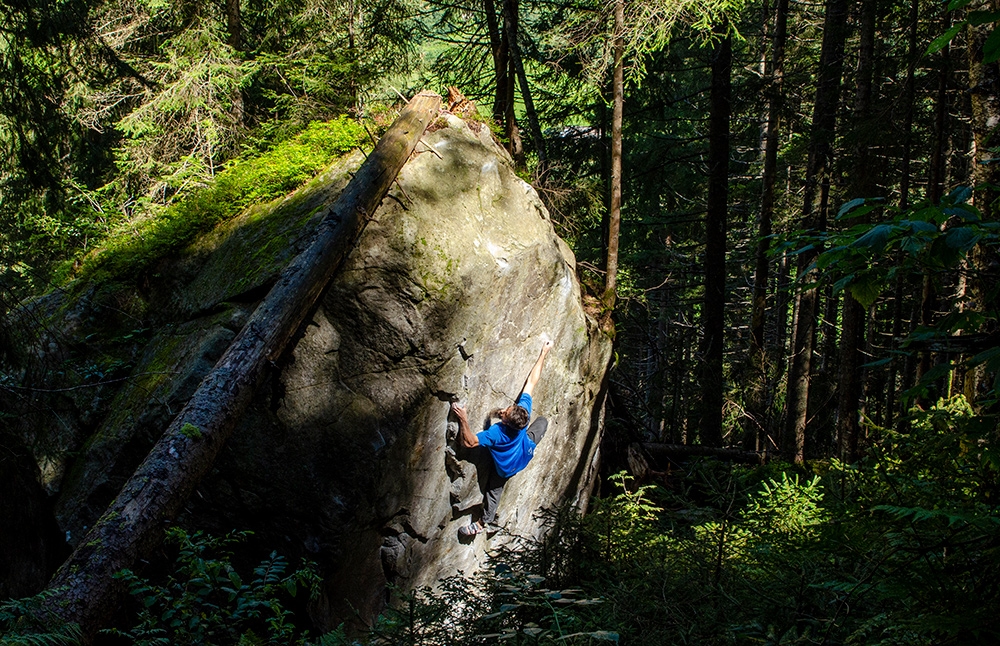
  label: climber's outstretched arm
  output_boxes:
[522,338,554,397]
[452,403,479,448]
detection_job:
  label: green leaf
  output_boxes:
[850,224,893,250]
[984,25,1000,63]
[919,361,954,385]
[832,274,856,294]
[861,357,893,369]
[839,204,877,221]
[901,219,939,233]
[837,198,865,218]
[816,247,847,269]
[948,0,974,10]
[943,204,982,221]
[901,236,926,255]
[948,185,973,204]
[969,346,1000,368]
[968,10,1000,25]
[926,23,965,56]
[943,226,980,251]
[849,276,883,308]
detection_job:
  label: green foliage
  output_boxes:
[819,398,1000,643]
[553,470,840,643]
[926,0,1000,64]
[68,117,365,283]
[512,444,1000,645]
[784,190,992,309]
[0,589,82,646]
[105,527,325,646]
[0,0,416,301]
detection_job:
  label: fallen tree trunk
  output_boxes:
[641,442,765,465]
[43,91,442,637]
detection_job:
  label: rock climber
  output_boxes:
[451,338,554,537]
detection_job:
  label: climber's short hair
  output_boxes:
[502,404,530,431]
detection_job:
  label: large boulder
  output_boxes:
[44,115,611,625]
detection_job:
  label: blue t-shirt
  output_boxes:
[477,393,535,477]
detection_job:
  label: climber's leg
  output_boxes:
[482,463,509,525]
[527,416,548,445]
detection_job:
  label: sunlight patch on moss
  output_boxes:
[64,117,367,285]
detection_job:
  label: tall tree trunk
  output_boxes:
[964,0,1000,402]
[782,0,849,463]
[492,0,511,126]
[485,0,503,96]
[226,0,241,50]
[502,0,524,162]
[509,25,547,171]
[747,0,789,450]
[604,0,624,312]
[967,2,1000,215]
[226,0,244,125]
[916,33,951,404]
[41,92,443,639]
[699,26,732,448]
[887,0,920,420]
[837,0,877,462]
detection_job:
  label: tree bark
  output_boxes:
[485,0,503,96]
[964,0,1000,403]
[491,0,511,126]
[747,0,789,450]
[41,91,443,638]
[887,0,920,420]
[782,0,849,463]
[604,0,624,312]
[503,0,545,171]
[968,0,1000,215]
[502,0,524,162]
[512,37,547,170]
[837,0,877,462]
[750,0,789,357]
[916,16,950,404]
[226,0,241,51]
[699,26,732,447]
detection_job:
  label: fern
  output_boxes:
[0,590,82,646]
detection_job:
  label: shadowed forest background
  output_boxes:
[2,0,1000,641]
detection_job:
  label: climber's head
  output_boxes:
[501,404,529,431]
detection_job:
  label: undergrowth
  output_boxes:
[4,397,997,645]
[103,527,326,646]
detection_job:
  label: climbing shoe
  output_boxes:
[458,522,487,537]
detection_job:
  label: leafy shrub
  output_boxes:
[104,527,325,646]
[825,397,1000,643]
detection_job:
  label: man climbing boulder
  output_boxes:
[451,338,554,537]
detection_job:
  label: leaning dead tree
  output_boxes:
[43,91,442,637]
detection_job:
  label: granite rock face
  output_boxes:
[46,116,612,625]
